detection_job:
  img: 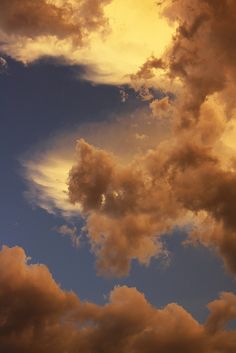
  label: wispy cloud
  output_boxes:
[56,224,80,248]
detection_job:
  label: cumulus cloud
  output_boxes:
[67,95,236,276]
[0,245,236,353]
[133,0,236,123]
[68,139,183,276]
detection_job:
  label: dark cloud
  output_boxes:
[163,0,236,127]
[1,245,236,353]
[68,139,182,276]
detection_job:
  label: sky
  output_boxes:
[1,1,236,352]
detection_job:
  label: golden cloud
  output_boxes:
[0,0,174,85]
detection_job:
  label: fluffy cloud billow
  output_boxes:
[0,245,236,353]
[65,0,236,276]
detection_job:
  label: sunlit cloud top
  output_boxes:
[0,0,175,84]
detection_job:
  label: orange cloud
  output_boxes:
[67,110,236,275]
[150,97,170,118]
[0,245,236,353]
[68,139,184,276]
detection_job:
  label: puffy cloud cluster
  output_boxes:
[66,139,223,275]
[163,0,236,128]
[66,0,236,276]
[1,245,236,353]
[68,139,183,276]
[157,0,236,273]
[67,94,236,276]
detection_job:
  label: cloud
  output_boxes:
[67,139,185,276]
[23,154,81,217]
[66,93,236,277]
[151,0,236,273]
[0,0,174,85]
[150,97,170,118]
[135,0,236,122]
[95,0,236,275]
[56,224,80,248]
[166,0,236,127]
[0,245,236,353]
[0,0,111,42]
[0,56,7,72]
[206,292,236,334]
